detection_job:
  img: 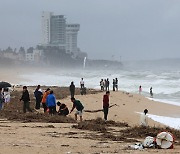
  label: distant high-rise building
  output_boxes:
[41,11,84,57]
[66,24,80,55]
[41,11,53,45]
[41,12,66,48]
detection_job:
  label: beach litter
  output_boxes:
[128,132,174,150]
[156,131,174,149]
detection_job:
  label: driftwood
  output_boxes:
[84,104,118,113]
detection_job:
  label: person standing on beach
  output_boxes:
[113,79,116,91]
[20,86,32,113]
[70,97,84,122]
[150,87,153,98]
[100,79,104,91]
[103,91,110,121]
[139,85,142,94]
[41,88,50,113]
[69,82,75,98]
[80,78,84,89]
[34,85,43,110]
[0,88,4,110]
[106,78,110,91]
[115,78,118,91]
[104,79,107,91]
[140,109,148,126]
[46,90,56,115]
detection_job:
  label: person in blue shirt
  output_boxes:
[46,90,56,115]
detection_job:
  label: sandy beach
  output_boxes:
[0,86,180,153]
[62,91,180,127]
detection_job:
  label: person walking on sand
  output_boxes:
[103,91,110,121]
[140,109,148,126]
[46,90,56,115]
[20,86,32,113]
[69,81,75,98]
[34,85,43,110]
[139,85,142,94]
[41,88,50,113]
[150,87,153,98]
[70,97,84,122]
[80,78,84,89]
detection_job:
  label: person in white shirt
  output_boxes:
[140,109,148,126]
[80,78,84,89]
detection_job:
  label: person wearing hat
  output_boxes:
[57,101,69,116]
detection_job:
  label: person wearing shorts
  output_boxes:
[70,97,84,122]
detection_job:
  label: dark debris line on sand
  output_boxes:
[72,118,180,144]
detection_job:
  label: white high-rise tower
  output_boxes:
[41,11,53,45]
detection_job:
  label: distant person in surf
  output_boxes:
[69,81,75,98]
[140,109,148,126]
[80,78,84,89]
[139,85,142,94]
[103,91,110,121]
[150,87,153,98]
[34,85,43,110]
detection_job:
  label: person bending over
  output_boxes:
[57,101,69,116]
[70,97,84,122]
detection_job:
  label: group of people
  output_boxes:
[19,85,84,122]
[100,78,118,92]
[139,85,153,97]
[0,88,11,110]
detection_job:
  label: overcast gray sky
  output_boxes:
[0,0,180,60]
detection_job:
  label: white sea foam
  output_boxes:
[147,98,180,107]
[148,114,180,130]
[137,112,180,130]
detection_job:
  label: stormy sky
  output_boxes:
[0,0,180,61]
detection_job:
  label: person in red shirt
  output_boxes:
[103,91,110,121]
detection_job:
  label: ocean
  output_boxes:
[18,68,180,129]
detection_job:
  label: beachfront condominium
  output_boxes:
[66,24,80,55]
[41,11,66,50]
[41,12,80,55]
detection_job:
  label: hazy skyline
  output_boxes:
[0,0,180,61]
